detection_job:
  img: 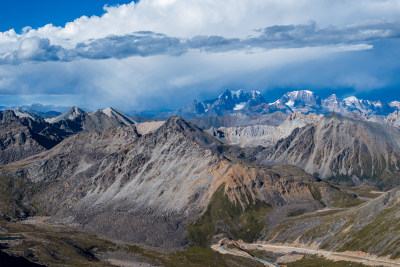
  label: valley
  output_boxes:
[1,90,400,266]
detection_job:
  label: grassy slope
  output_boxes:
[188,184,274,247]
[0,219,264,267]
[286,255,367,267]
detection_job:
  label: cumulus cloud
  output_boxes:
[1,37,65,64]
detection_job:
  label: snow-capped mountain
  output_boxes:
[389,101,400,109]
[168,89,266,118]
[276,90,321,113]
[341,96,392,115]
[169,89,400,128]
[321,94,346,113]
[17,103,70,113]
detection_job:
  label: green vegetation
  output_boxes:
[338,203,400,259]
[336,185,383,199]
[0,220,115,267]
[0,218,264,267]
[0,176,44,219]
[287,208,307,217]
[327,174,354,184]
[330,188,364,208]
[188,184,273,247]
[125,245,264,267]
[308,184,326,207]
[285,255,368,267]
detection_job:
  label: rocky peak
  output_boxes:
[0,110,19,123]
[343,96,359,104]
[162,116,198,132]
[278,90,321,113]
[160,116,223,154]
[389,101,400,109]
[326,94,339,101]
[46,106,86,123]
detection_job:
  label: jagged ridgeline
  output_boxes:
[0,116,357,248]
[255,113,400,189]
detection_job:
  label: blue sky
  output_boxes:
[0,1,134,32]
[0,0,400,112]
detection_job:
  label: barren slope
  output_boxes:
[1,117,355,249]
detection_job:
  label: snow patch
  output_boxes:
[344,96,359,104]
[232,89,244,98]
[285,100,295,107]
[303,90,314,95]
[233,102,246,110]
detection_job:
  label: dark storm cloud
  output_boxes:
[249,21,400,48]
[1,37,65,64]
[1,21,400,64]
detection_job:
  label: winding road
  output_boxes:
[212,240,400,267]
[212,242,279,267]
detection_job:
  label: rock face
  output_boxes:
[0,110,64,165]
[188,111,289,129]
[386,110,400,128]
[208,112,321,147]
[2,116,350,248]
[135,120,165,135]
[46,106,135,134]
[256,113,400,188]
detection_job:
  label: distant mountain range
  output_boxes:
[163,89,399,119]
[0,103,70,113]
[2,89,400,122]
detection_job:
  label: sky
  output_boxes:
[0,0,400,113]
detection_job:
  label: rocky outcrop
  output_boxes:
[188,111,289,129]
[208,112,321,147]
[135,121,165,135]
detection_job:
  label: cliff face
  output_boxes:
[0,110,63,165]
[256,113,400,189]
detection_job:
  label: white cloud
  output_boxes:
[2,0,400,47]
